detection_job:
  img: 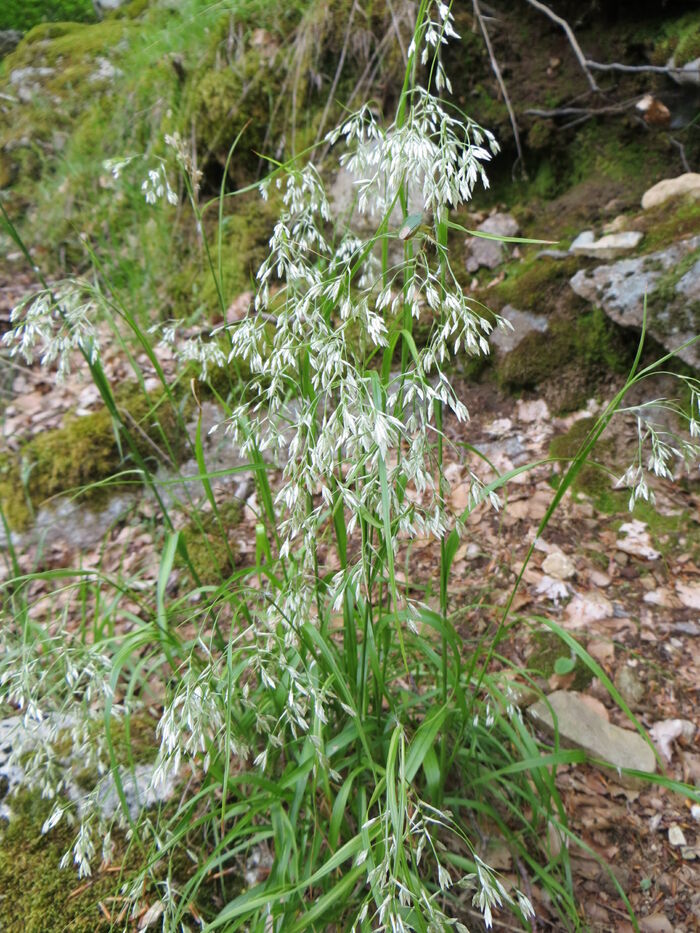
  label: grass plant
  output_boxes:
[1,2,700,931]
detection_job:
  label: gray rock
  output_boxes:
[569,230,595,253]
[465,212,519,272]
[529,690,657,782]
[9,66,55,103]
[0,715,174,824]
[491,304,548,355]
[95,0,130,10]
[569,234,700,369]
[0,31,22,58]
[570,230,643,260]
[74,764,176,821]
[536,249,570,260]
[88,57,122,84]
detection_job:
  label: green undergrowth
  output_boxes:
[0,0,96,33]
[0,791,125,932]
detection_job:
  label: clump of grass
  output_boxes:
[1,2,699,931]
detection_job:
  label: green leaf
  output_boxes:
[553,656,576,675]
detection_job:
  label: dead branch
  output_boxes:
[472,0,526,177]
[521,0,599,92]
[525,101,635,119]
[585,60,697,77]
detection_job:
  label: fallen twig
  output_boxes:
[522,0,599,91]
[586,59,698,77]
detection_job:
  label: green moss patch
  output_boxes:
[497,307,634,412]
[0,1,96,33]
[179,500,242,587]
[0,384,189,531]
[653,11,700,67]
[495,255,581,314]
[0,791,123,932]
[528,631,593,691]
[549,416,617,501]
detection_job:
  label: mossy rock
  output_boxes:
[179,500,242,587]
[652,11,700,67]
[186,192,282,315]
[636,199,700,254]
[497,307,634,412]
[0,791,123,932]
[496,255,581,314]
[0,384,189,531]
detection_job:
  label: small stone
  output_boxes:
[490,305,548,355]
[529,690,657,782]
[641,173,700,210]
[616,666,645,708]
[589,569,611,588]
[542,550,576,581]
[616,521,660,561]
[569,230,595,252]
[516,398,549,423]
[571,230,643,260]
[565,591,613,627]
[465,212,519,271]
[602,214,630,234]
[668,824,687,847]
[675,581,700,610]
[691,804,700,822]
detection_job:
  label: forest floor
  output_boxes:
[1,269,699,932]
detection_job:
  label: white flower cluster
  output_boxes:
[328,89,498,217]
[351,752,535,932]
[0,625,119,876]
[141,164,178,206]
[2,281,101,381]
[153,321,227,381]
[616,392,700,510]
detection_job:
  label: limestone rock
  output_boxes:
[490,305,548,355]
[569,234,700,370]
[570,230,643,260]
[542,550,576,581]
[465,212,519,271]
[529,690,657,778]
[641,173,700,210]
[569,230,595,253]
